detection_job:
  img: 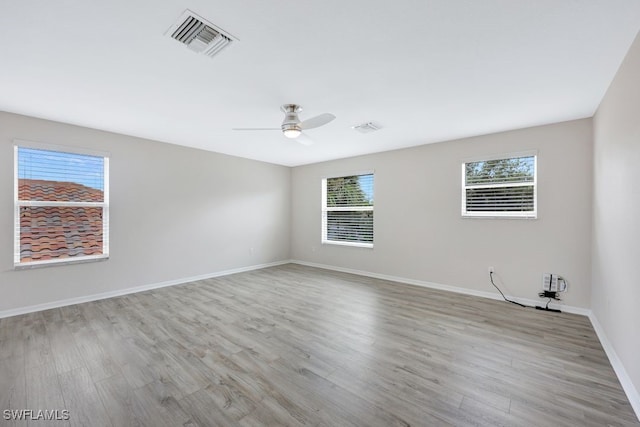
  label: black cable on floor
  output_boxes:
[489,271,527,308]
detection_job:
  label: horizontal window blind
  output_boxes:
[323,174,374,246]
[15,146,109,266]
[326,211,374,243]
[463,155,536,217]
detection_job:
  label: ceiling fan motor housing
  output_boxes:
[281,104,302,133]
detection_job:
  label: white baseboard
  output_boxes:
[0,260,290,319]
[290,259,590,316]
[589,312,640,421]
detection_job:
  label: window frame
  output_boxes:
[321,171,374,248]
[13,141,110,269]
[461,152,537,219]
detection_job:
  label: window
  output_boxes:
[14,144,109,268]
[462,154,536,218]
[322,173,374,247]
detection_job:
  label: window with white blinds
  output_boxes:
[462,154,536,218]
[14,144,109,268]
[322,173,374,247]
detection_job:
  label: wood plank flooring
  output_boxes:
[0,264,637,426]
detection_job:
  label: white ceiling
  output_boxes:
[1,1,639,166]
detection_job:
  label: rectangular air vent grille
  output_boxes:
[168,10,235,58]
[353,122,382,134]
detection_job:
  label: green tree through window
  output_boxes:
[326,176,372,207]
[465,157,534,185]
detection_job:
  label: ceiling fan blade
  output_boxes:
[299,113,336,130]
[232,128,280,131]
[296,133,314,146]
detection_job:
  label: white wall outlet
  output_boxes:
[558,279,567,292]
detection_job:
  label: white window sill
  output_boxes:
[14,254,109,270]
[322,240,374,249]
[462,212,537,219]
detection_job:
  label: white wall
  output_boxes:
[593,31,640,401]
[291,119,593,308]
[0,112,290,312]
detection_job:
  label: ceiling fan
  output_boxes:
[233,104,336,145]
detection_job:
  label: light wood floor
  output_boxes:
[0,264,637,426]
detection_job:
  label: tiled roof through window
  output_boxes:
[18,179,104,262]
[19,178,104,202]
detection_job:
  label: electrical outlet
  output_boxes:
[558,280,567,292]
[542,273,568,293]
[488,266,494,274]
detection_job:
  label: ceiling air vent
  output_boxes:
[352,122,382,134]
[167,10,235,58]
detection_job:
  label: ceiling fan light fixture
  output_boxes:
[283,128,301,138]
[233,104,334,146]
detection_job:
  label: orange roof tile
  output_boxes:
[18,179,105,263]
[19,179,103,202]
